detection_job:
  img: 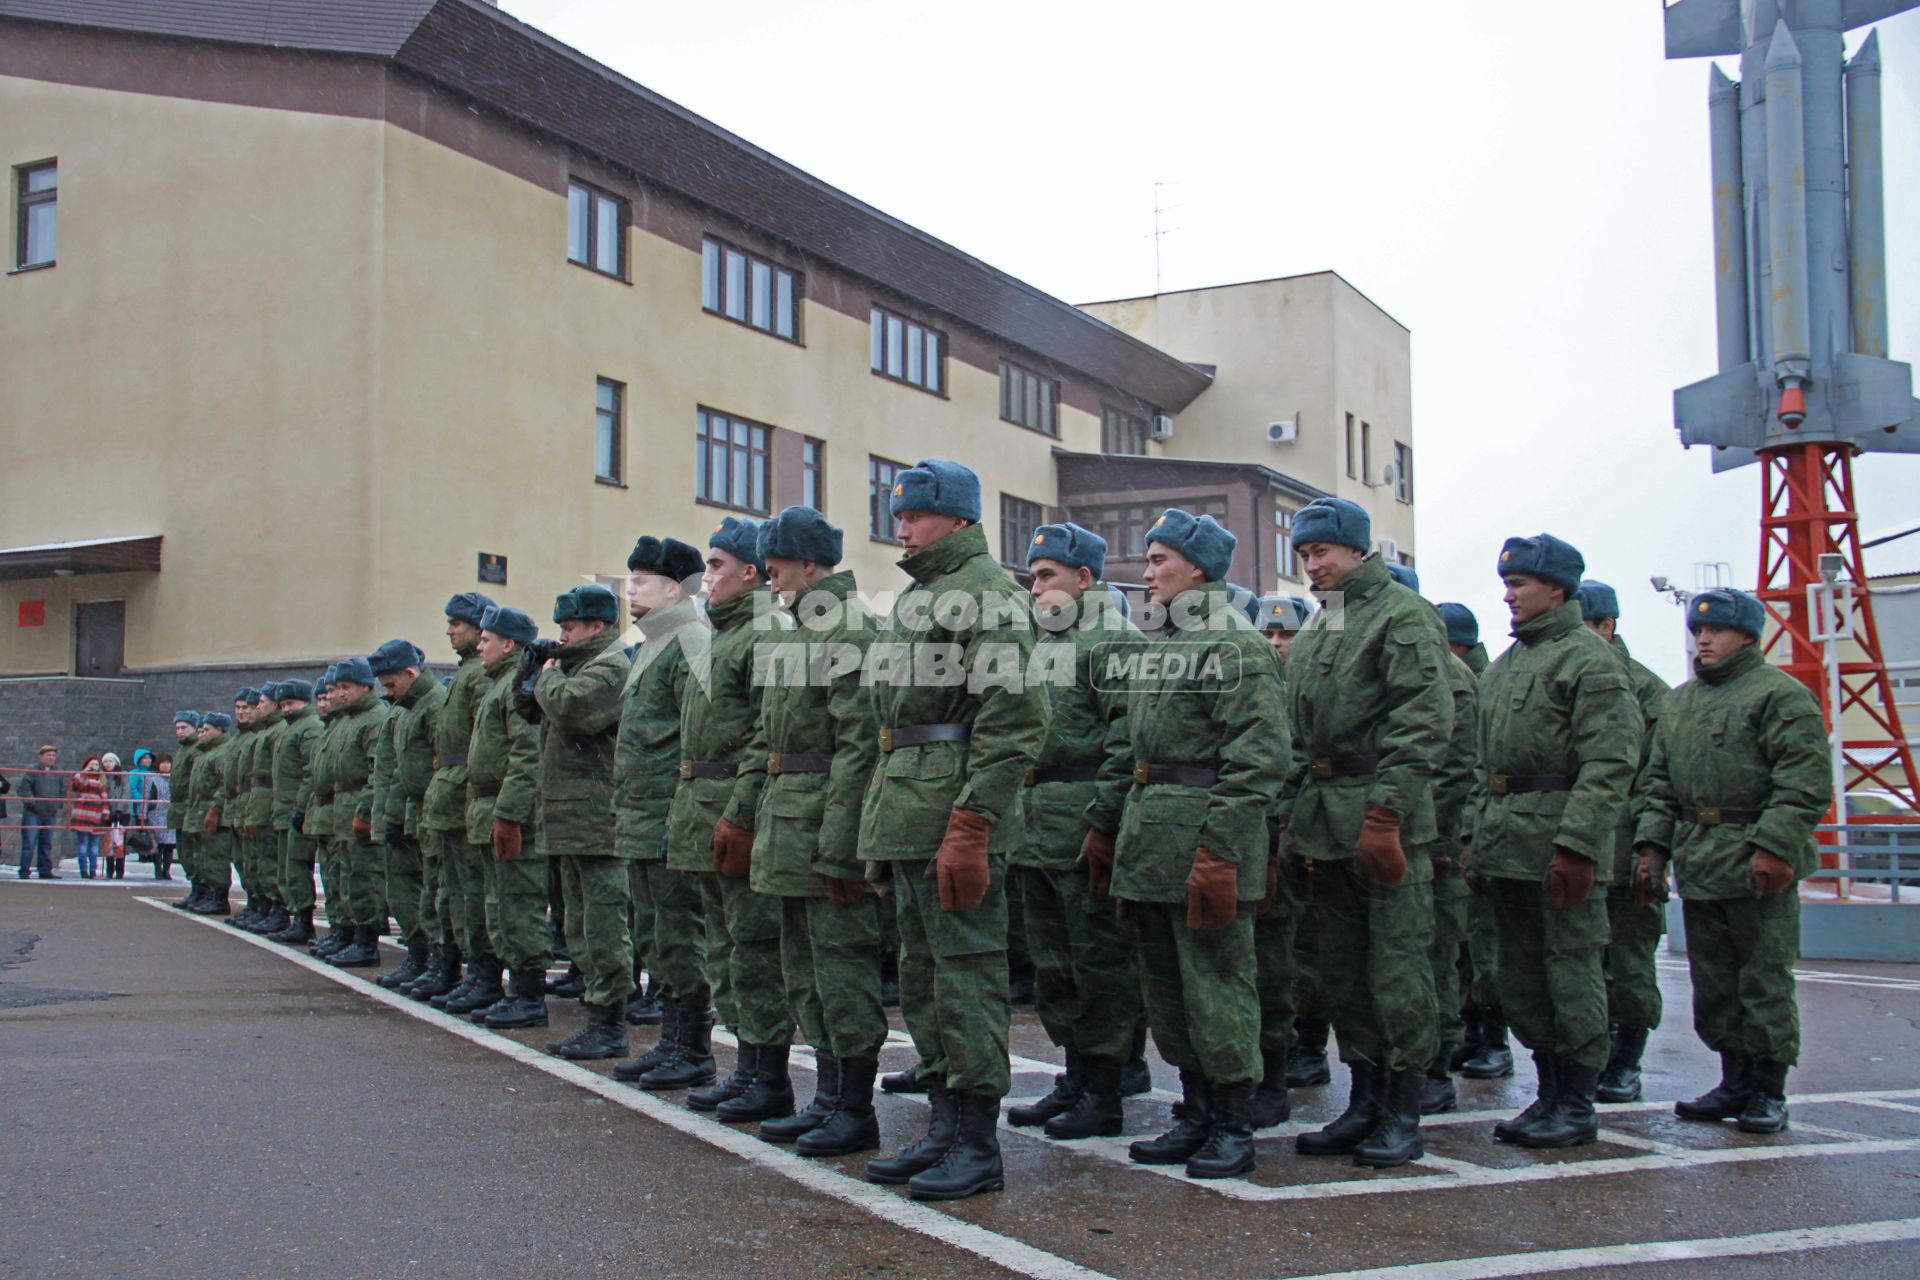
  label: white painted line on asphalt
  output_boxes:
[1275,1214,1920,1280]
[140,897,1115,1280]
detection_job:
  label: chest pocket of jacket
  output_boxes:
[767,773,830,821]
[883,743,961,782]
[1135,789,1209,837]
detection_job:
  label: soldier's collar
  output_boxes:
[1695,642,1762,685]
[898,523,988,582]
[1513,597,1582,645]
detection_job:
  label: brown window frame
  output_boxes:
[696,408,772,515]
[1101,404,1150,455]
[1394,441,1414,504]
[869,304,945,395]
[868,455,908,545]
[594,378,624,486]
[702,235,802,344]
[999,494,1044,569]
[999,360,1060,436]
[15,160,56,270]
[1275,504,1300,582]
[1076,495,1229,562]
[801,436,825,513]
[1344,412,1356,479]
[567,179,627,280]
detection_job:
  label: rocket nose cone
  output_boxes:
[1765,19,1802,72]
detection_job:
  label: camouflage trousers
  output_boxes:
[1682,892,1800,1064]
[279,829,318,914]
[894,854,1012,1098]
[1430,872,1470,1045]
[1467,885,1501,1008]
[417,827,452,947]
[488,852,553,974]
[1490,877,1611,1071]
[781,893,888,1061]
[556,854,635,1008]
[1291,896,1328,1024]
[441,834,495,959]
[234,832,268,901]
[383,833,427,948]
[695,872,737,1028]
[702,874,788,1047]
[174,831,199,889]
[1316,858,1438,1074]
[644,865,708,1007]
[1604,889,1666,1031]
[340,835,387,928]
[1131,900,1260,1085]
[628,860,654,983]
[1012,864,1142,1060]
[202,828,235,897]
[315,834,347,924]
[1254,877,1300,1057]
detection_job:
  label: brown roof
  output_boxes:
[4,0,1213,412]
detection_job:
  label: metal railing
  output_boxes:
[1813,820,1920,903]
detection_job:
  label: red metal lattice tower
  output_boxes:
[1757,441,1920,810]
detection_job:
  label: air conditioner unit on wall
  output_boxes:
[1151,414,1175,441]
[1380,537,1402,563]
[1265,419,1298,445]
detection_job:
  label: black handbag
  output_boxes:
[127,829,156,855]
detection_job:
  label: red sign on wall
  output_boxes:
[18,600,45,628]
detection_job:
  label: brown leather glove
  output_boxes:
[243,823,260,840]
[202,807,221,836]
[822,874,865,906]
[1751,846,1795,897]
[1186,846,1238,929]
[351,816,373,843]
[936,808,992,911]
[712,817,754,879]
[492,818,522,862]
[1080,828,1116,900]
[1431,852,1455,882]
[1632,845,1669,908]
[1547,847,1596,909]
[1355,805,1407,887]
[1255,852,1281,917]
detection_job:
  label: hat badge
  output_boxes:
[893,483,903,497]
[1033,533,1045,544]
[1500,551,1511,562]
[1697,601,1710,613]
[1153,516,1166,527]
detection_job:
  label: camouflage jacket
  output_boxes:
[1607,632,1671,885]
[425,644,489,833]
[244,711,285,831]
[182,736,231,827]
[531,629,626,859]
[1285,554,1452,871]
[613,597,709,861]
[1633,643,1828,900]
[305,705,346,841]
[1432,650,1481,854]
[327,687,391,835]
[1469,598,1641,880]
[467,652,543,846]
[271,705,322,833]
[375,673,446,838]
[1112,581,1289,902]
[167,740,199,833]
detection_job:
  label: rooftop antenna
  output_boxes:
[1150,180,1179,294]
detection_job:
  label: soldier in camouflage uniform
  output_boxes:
[1635,587,1827,1133]
[186,712,236,915]
[240,689,289,934]
[165,712,203,909]
[734,508,889,1152]
[606,538,712,1084]
[532,585,634,1060]
[221,691,264,928]
[369,639,447,989]
[307,671,353,955]
[1110,511,1288,1181]
[1574,581,1672,1103]
[1002,523,1141,1143]
[324,657,394,968]
[462,605,551,1030]
[1470,535,1640,1149]
[860,460,1047,1202]
[266,681,323,946]
[411,593,496,1004]
[1286,497,1451,1170]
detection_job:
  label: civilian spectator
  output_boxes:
[144,756,175,881]
[70,756,109,879]
[17,745,61,879]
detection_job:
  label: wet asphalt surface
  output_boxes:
[4,878,1919,1280]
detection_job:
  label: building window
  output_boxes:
[1102,405,1150,456]
[1077,496,1228,561]
[1344,413,1356,480]
[1361,420,1373,481]
[567,180,624,277]
[696,409,771,514]
[1275,505,1299,581]
[802,437,824,512]
[1394,442,1414,503]
[868,456,908,544]
[1000,360,1059,436]
[15,161,56,269]
[1000,495,1044,569]
[594,379,623,484]
[703,237,800,341]
[870,306,944,393]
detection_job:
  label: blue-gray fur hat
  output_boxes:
[1576,580,1620,623]
[708,516,767,576]
[757,506,843,567]
[368,639,421,678]
[1688,587,1767,640]
[1291,497,1371,553]
[444,592,495,625]
[1437,602,1478,647]
[172,710,203,727]
[333,657,376,687]
[1256,594,1315,632]
[1145,508,1237,582]
[888,458,981,522]
[233,686,258,705]
[1497,533,1585,598]
[202,712,235,732]
[553,584,620,625]
[479,605,539,645]
[1027,522,1106,579]
[627,535,705,582]
[1387,563,1421,593]
[276,680,314,703]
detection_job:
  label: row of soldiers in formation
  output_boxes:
[154,461,1829,1200]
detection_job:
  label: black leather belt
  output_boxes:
[1025,764,1101,786]
[879,723,971,752]
[473,784,501,798]
[1681,805,1763,827]
[1488,773,1575,796]
[435,752,468,768]
[679,760,740,780]
[769,752,835,775]
[1132,762,1218,788]
[1310,753,1379,780]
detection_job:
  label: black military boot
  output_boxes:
[689,1042,759,1111]
[311,918,352,956]
[376,943,430,990]
[549,1001,629,1061]
[614,1001,683,1083]
[1515,1057,1600,1149]
[1130,1069,1213,1164]
[1285,1019,1333,1088]
[406,945,460,1000]
[1355,1068,1426,1168]
[1120,1028,1153,1096]
[640,1006,717,1090]
[866,1081,957,1184]
[1451,1006,1483,1071]
[1254,1049,1291,1129]
[484,968,551,1030]
[171,883,203,911]
[1185,1082,1256,1179]
[228,896,263,930]
[761,1052,839,1143]
[1421,1044,1459,1115]
[260,900,291,936]
[1675,1052,1753,1122]
[199,888,232,917]
[1008,1049,1082,1126]
[907,1091,1005,1201]
[881,1060,929,1094]
[1461,1009,1515,1079]
[443,955,503,1015]
[1596,1026,1650,1103]
[1297,1062,1384,1156]
[1045,1055,1124,1140]
[329,925,382,968]
[1494,1051,1560,1142]
[718,1043,796,1123]
[1737,1059,1790,1133]
[625,974,663,1026]
[797,1056,880,1157]
[547,963,585,1000]
[269,908,315,947]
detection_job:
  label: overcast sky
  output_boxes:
[503,0,1920,683]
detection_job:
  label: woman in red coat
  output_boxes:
[68,757,109,879]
